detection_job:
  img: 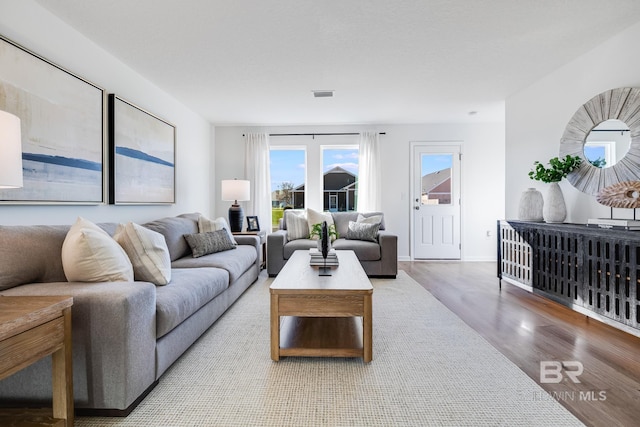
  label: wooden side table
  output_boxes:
[233,230,267,269]
[0,296,74,426]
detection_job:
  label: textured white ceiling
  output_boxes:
[35,0,640,125]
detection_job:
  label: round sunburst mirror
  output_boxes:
[560,87,640,195]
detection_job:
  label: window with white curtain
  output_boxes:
[269,147,306,230]
[269,135,367,228]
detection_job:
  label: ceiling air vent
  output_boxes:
[312,90,334,98]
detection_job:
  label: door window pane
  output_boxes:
[421,154,452,205]
[322,147,358,212]
[270,148,305,230]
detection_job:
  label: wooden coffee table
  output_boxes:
[270,250,373,362]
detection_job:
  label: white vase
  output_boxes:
[543,182,567,223]
[517,188,544,221]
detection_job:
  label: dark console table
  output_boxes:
[497,220,640,336]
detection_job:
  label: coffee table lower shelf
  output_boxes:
[278,316,364,358]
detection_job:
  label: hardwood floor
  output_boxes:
[400,261,640,427]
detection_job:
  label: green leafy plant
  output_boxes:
[309,223,338,240]
[528,155,582,183]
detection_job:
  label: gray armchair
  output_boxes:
[267,211,397,278]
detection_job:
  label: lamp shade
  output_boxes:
[221,179,250,202]
[0,110,23,189]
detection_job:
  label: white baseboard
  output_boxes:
[462,256,497,262]
[403,257,496,262]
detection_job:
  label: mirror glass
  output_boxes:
[584,119,630,168]
[561,87,640,196]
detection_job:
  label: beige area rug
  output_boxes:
[76,271,583,427]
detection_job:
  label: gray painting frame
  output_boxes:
[108,94,176,205]
[0,35,105,204]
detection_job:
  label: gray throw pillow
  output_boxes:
[184,230,236,258]
[346,221,380,242]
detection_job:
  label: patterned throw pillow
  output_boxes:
[198,215,237,244]
[114,222,172,285]
[346,220,380,242]
[285,210,309,241]
[184,230,236,258]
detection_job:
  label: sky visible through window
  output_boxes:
[422,154,452,176]
[270,148,359,191]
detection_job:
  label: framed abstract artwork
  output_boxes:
[0,36,104,204]
[108,94,176,204]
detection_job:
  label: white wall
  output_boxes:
[214,122,505,261]
[505,21,640,222]
[0,1,211,225]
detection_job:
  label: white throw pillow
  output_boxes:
[357,213,383,226]
[285,210,309,241]
[198,215,237,244]
[62,217,133,282]
[306,208,336,241]
[114,222,172,285]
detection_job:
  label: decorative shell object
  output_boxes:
[596,181,640,208]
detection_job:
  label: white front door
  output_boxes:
[412,144,461,259]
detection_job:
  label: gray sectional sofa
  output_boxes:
[0,213,260,415]
[267,211,397,277]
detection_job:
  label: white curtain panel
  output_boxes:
[245,133,272,234]
[357,132,381,212]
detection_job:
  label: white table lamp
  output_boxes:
[0,110,23,189]
[221,179,250,232]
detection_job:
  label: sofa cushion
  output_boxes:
[283,238,318,259]
[62,217,134,283]
[184,230,236,258]
[143,213,199,261]
[332,239,381,261]
[155,267,229,338]
[171,245,257,283]
[285,210,309,241]
[198,215,237,244]
[114,222,172,285]
[346,221,381,242]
